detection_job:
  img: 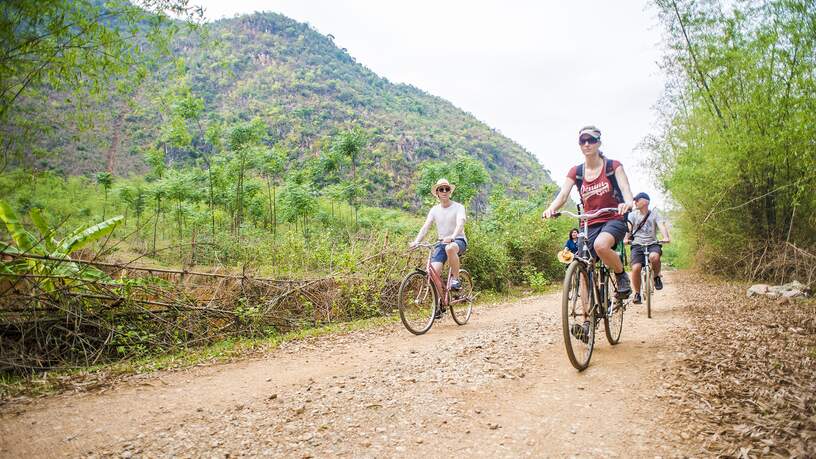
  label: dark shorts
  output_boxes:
[584,219,628,259]
[431,238,467,263]
[630,243,662,267]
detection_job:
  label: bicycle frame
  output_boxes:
[556,207,623,319]
[415,242,468,308]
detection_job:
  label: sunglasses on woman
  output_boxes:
[578,137,599,145]
[437,187,451,193]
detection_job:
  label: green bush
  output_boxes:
[462,224,513,292]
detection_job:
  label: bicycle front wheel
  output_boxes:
[450,269,473,325]
[562,261,595,371]
[645,266,652,319]
[398,271,438,335]
[604,269,624,344]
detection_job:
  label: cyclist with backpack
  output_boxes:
[542,125,635,298]
[624,192,671,304]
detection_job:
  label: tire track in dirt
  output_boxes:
[0,272,692,457]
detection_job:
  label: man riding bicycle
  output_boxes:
[410,178,467,296]
[623,192,671,304]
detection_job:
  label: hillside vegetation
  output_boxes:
[15,10,550,209]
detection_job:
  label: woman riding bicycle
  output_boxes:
[542,125,635,299]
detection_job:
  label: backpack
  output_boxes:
[574,158,624,205]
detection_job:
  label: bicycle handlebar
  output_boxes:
[552,207,620,220]
[409,240,445,250]
[628,240,669,246]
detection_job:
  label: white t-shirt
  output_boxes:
[428,202,467,241]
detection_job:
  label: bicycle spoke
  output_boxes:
[562,262,594,371]
[398,272,436,335]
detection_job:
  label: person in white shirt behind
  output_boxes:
[410,178,468,291]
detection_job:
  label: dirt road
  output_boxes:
[1,272,691,457]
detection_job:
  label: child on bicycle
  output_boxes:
[624,192,671,304]
[542,125,635,298]
[409,178,467,292]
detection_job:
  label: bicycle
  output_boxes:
[551,207,628,371]
[397,241,474,335]
[629,240,667,319]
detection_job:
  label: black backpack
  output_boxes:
[574,158,624,205]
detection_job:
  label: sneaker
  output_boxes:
[654,276,663,290]
[434,307,445,320]
[615,271,632,299]
[450,279,462,290]
[632,292,642,304]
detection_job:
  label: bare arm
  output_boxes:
[623,214,634,243]
[658,220,671,243]
[411,212,434,247]
[543,177,576,218]
[613,165,634,214]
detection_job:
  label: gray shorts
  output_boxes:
[584,219,628,259]
[631,243,662,267]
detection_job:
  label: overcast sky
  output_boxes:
[196,0,668,207]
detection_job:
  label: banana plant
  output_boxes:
[0,200,123,288]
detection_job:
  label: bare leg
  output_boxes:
[632,263,643,293]
[430,261,444,279]
[445,243,460,280]
[649,252,661,276]
[593,233,623,273]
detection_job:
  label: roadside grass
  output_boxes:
[0,285,552,401]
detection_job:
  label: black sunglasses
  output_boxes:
[437,187,451,193]
[578,137,599,145]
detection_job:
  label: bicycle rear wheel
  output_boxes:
[604,271,624,345]
[645,266,652,319]
[450,269,473,325]
[562,261,595,371]
[398,271,437,335]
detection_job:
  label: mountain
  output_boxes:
[27,11,552,206]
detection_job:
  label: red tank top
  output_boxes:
[567,159,623,226]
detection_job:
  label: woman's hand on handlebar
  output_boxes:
[542,207,558,219]
[617,201,632,215]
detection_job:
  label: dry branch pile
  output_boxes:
[662,272,816,457]
[0,246,419,374]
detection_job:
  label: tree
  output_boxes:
[330,127,368,226]
[279,170,318,241]
[260,145,286,236]
[226,118,267,236]
[119,185,146,230]
[95,172,113,220]
[416,154,490,210]
[144,147,166,254]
